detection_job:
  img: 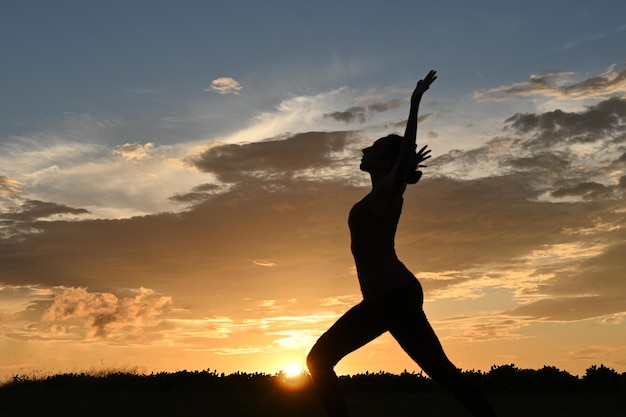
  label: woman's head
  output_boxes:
[360,134,422,184]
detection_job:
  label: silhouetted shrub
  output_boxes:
[530,366,580,395]
[340,370,439,393]
[581,365,624,395]
[484,364,533,393]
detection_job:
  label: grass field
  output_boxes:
[1,369,624,417]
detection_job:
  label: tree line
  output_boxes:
[2,364,624,396]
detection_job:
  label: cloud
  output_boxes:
[550,181,608,199]
[42,287,172,337]
[2,199,90,222]
[113,142,154,161]
[433,97,626,198]
[156,316,234,340]
[1,131,211,219]
[253,259,277,267]
[206,77,242,95]
[0,176,21,198]
[533,242,626,298]
[504,97,626,146]
[563,33,606,50]
[190,130,353,183]
[1,199,90,239]
[324,106,368,124]
[508,295,626,322]
[368,98,406,113]
[169,183,225,204]
[322,99,418,124]
[439,314,530,341]
[473,65,626,101]
[205,347,264,355]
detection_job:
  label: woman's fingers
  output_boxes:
[416,145,432,164]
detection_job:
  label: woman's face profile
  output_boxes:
[360,141,390,173]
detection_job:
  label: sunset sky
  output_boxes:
[2,1,626,381]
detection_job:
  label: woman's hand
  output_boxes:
[411,70,437,105]
[415,144,432,168]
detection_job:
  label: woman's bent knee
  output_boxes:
[307,344,335,375]
[306,348,323,373]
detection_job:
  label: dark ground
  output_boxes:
[1,367,624,417]
[1,386,624,417]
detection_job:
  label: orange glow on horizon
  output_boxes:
[282,363,305,378]
[278,363,309,390]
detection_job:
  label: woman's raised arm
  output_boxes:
[391,70,437,188]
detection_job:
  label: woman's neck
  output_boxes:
[369,171,387,188]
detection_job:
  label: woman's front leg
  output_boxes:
[307,300,388,417]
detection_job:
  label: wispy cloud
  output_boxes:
[473,65,626,101]
[253,259,277,267]
[0,176,21,198]
[438,313,531,342]
[562,33,606,50]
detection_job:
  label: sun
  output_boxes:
[283,363,304,378]
[278,363,309,390]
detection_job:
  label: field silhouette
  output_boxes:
[1,364,624,416]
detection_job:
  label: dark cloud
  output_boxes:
[399,175,603,273]
[2,199,90,222]
[190,131,352,182]
[505,97,626,147]
[324,106,367,123]
[503,238,626,321]
[323,99,407,124]
[0,179,362,305]
[507,151,570,173]
[169,183,222,204]
[535,242,626,299]
[1,199,90,239]
[435,97,626,203]
[367,98,405,113]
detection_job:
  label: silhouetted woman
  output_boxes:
[307,70,497,417]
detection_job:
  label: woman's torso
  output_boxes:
[348,194,416,299]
